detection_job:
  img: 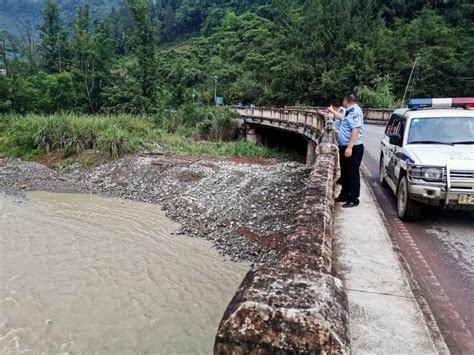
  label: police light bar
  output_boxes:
[408,98,474,109]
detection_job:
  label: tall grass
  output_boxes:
[1,114,157,159]
[0,111,287,162]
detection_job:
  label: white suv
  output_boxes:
[379,98,474,221]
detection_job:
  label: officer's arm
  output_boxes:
[347,128,360,149]
[333,111,344,121]
[328,107,344,120]
[344,128,360,158]
[344,110,362,157]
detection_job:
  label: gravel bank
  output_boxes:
[0,156,309,265]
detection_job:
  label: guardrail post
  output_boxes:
[306,140,317,167]
[245,124,262,145]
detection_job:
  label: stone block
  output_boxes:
[214,267,350,354]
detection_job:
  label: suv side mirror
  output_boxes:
[389,133,403,146]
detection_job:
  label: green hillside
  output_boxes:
[0,0,473,115]
[0,0,122,34]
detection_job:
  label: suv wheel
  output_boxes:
[379,157,389,188]
[397,175,421,221]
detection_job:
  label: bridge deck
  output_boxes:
[236,107,327,143]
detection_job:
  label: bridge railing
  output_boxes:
[284,105,394,125]
[235,107,326,134]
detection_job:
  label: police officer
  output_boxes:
[330,98,346,133]
[328,93,364,207]
[329,99,346,185]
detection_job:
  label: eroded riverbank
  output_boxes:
[1,191,249,353]
[0,155,309,265]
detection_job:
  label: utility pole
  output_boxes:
[210,75,218,105]
[0,39,8,76]
[402,52,420,105]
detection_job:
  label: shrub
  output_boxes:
[355,76,399,109]
[97,127,137,159]
[197,107,238,141]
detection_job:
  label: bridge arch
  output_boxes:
[236,107,329,166]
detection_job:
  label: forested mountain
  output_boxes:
[1,0,473,115]
[0,0,123,34]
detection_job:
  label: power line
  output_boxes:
[428,65,474,81]
[419,58,474,82]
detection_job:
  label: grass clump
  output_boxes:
[1,114,157,160]
[160,134,287,159]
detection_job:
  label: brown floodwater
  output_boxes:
[0,192,248,354]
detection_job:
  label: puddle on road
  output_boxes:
[0,192,249,354]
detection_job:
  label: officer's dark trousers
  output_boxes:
[339,144,364,203]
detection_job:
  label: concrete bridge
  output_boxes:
[215,107,349,354]
[236,107,328,166]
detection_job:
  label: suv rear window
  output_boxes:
[408,117,474,145]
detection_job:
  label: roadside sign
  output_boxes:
[215,96,224,106]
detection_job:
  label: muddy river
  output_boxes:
[0,192,249,354]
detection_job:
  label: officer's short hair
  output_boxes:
[330,99,342,107]
[344,93,357,103]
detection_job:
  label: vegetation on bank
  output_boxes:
[0,107,287,163]
[1,0,472,164]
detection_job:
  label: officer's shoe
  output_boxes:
[335,194,349,202]
[342,200,359,208]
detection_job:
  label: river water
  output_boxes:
[0,192,249,354]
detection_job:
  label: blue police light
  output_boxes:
[408,98,474,109]
[407,98,432,109]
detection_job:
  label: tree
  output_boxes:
[16,22,39,74]
[92,19,117,112]
[38,0,68,73]
[71,4,95,112]
[162,3,176,41]
[397,9,461,97]
[127,0,158,110]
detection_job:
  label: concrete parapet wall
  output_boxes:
[284,106,393,125]
[236,107,326,135]
[278,140,338,274]
[214,268,349,355]
[214,129,350,354]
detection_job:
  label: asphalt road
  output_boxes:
[362,124,474,354]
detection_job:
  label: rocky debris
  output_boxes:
[0,155,309,266]
[214,131,351,354]
[139,143,165,156]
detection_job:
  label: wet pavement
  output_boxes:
[363,124,474,354]
[333,180,441,354]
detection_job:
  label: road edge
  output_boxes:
[361,163,450,354]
